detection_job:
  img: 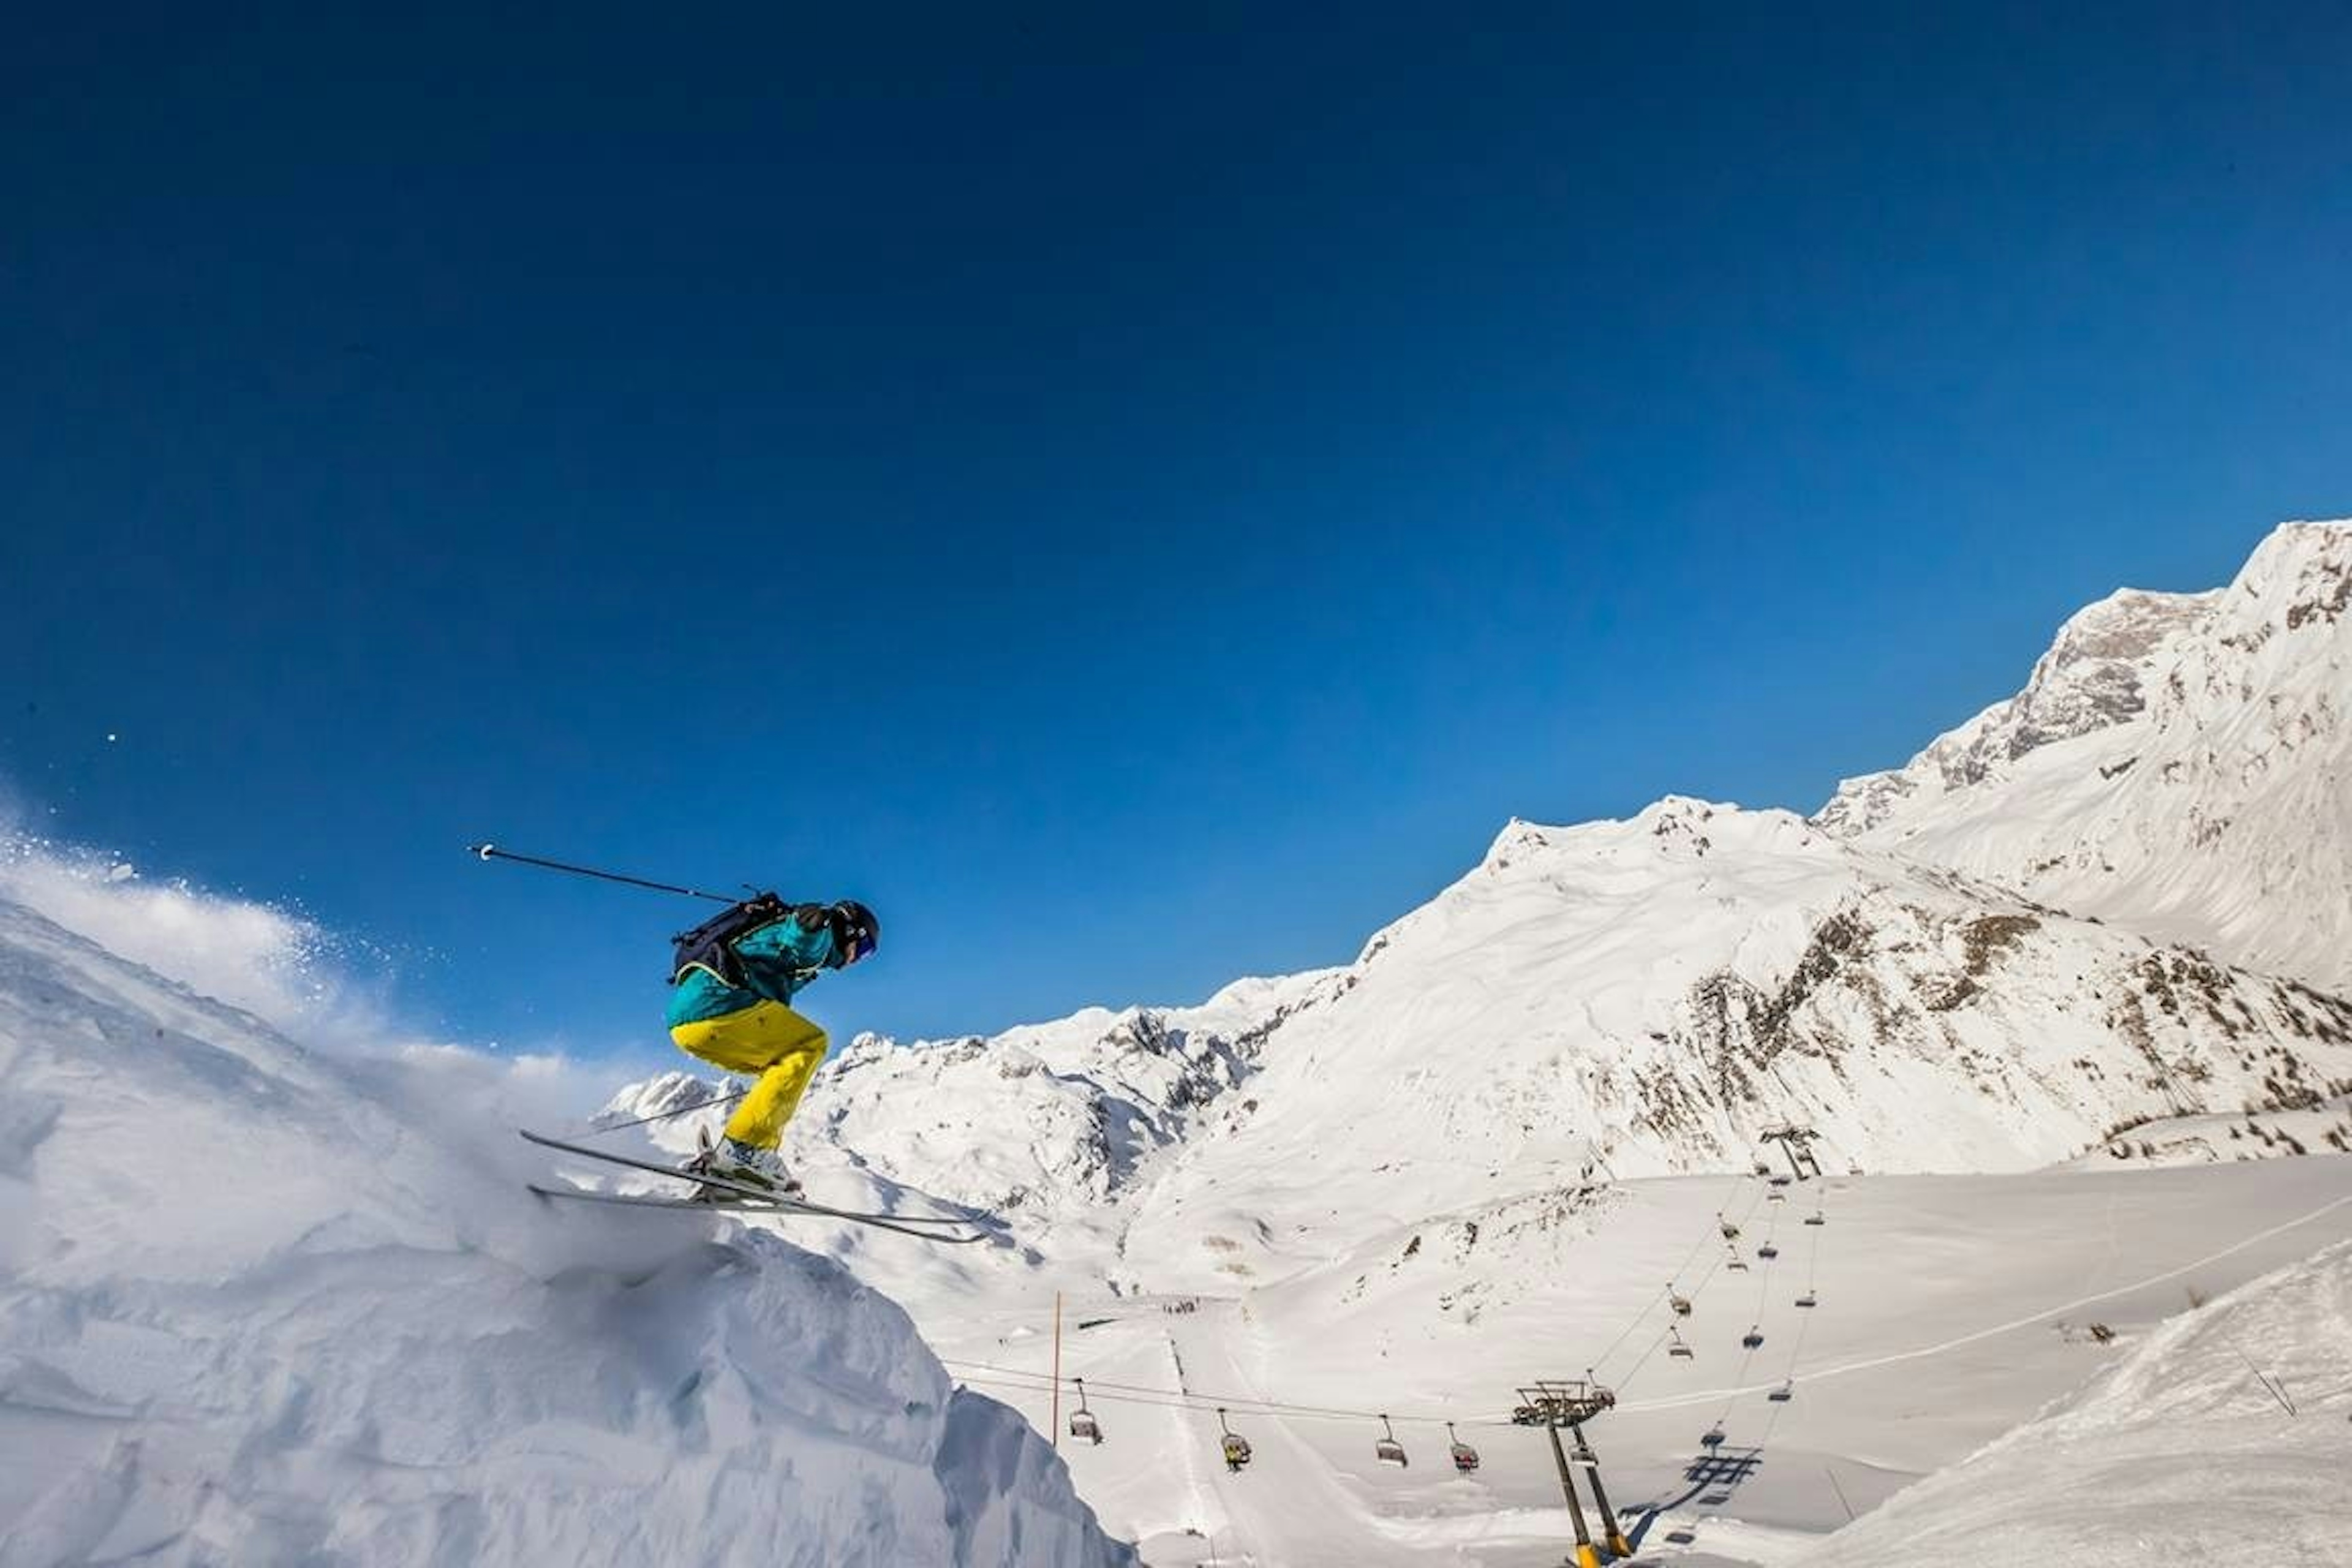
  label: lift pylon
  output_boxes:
[1514,1381,1630,1566]
[1760,1125,1824,1180]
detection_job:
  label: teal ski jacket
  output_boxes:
[665,908,840,1027]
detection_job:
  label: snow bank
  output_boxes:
[0,881,1134,1567]
[1795,1238,2352,1567]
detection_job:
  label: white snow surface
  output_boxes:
[1793,1238,2352,1568]
[1819,519,2352,990]
[0,890,1134,1567]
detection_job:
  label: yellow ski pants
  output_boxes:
[669,1000,829,1151]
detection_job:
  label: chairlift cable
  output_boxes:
[938,1359,1515,1427]
[1592,1170,1767,1388]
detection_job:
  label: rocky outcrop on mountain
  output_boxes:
[1816,587,2220,835]
[1817,521,2352,990]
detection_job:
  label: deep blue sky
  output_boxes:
[4,3,2347,1063]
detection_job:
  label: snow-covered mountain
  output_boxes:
[738,794,2351,1289]
[1819,520,2352,990]
[0,893,1135,1567]
[595,968,1346,1238]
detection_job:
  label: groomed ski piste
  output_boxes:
[636,1114,2352,1568]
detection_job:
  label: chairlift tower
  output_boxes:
[1760,1125,1824,1181]
[1513,1379,1634,1566]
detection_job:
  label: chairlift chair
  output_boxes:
[1669,1290,1693,1317]
[1768,1381,1793,1403]
[1446,1422,1481,1474]
[1727,1254,1750,1273]
[1066,1378,1102,1446]
[1668,1327,1695,1359]
[1804,1211,1826,1226]
[1718,1216,1743,1241]
[1795,1291,1818,1308]
[1758,1243,1779,1260]
[1217,1408,1253,1472]
[1700,1423,1726,1449]
[1374,1414,1409,1467]
[1741,1327,1765,1349]
[1766,1189,1787,1202]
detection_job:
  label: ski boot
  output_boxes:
[684,1133,803,1199]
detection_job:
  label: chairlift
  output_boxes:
[1727,1254,1750,1273]
[1066,1378,1102,1446]
[1668,1327,1695,1360]
[1768,1381,1793,1404]
[1446,1422,1481,1474]
[1769,1174,1793,1187]
[1374,1413,1409,1467]
[1741,1327,1765,1349]
[1669,1289,1693,1317]
[1718,1216,1743,1241]
[1804,1211,1826,1227]
[1758,1243,1779,1261]
[1795,1291,1818,1308]
[1700,1423,1726,1449]
[1766,1189,1787,1202]
[1217,1408,1253,1472]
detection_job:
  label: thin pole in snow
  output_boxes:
[1825,1464,1858,1523]
[1050,1290,1063,1449]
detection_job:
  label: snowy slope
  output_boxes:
[0,892,1135,1568]
[1820,520,2352,989]
[1794,1238,2352,1568]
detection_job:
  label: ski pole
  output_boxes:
[468,843,736,903]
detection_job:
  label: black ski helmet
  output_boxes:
[827,899,879,967]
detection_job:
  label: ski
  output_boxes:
[518,1129,991,1243]
[526,1180,989,1243]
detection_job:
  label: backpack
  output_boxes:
[670,892,794,987]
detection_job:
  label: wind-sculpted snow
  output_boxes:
[1794,1238,2352,1567]
[0,897,1136,1568]
[1820,519,2352,989]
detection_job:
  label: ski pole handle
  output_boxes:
[468,843,736,903]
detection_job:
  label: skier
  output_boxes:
[666,894,879,1194]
